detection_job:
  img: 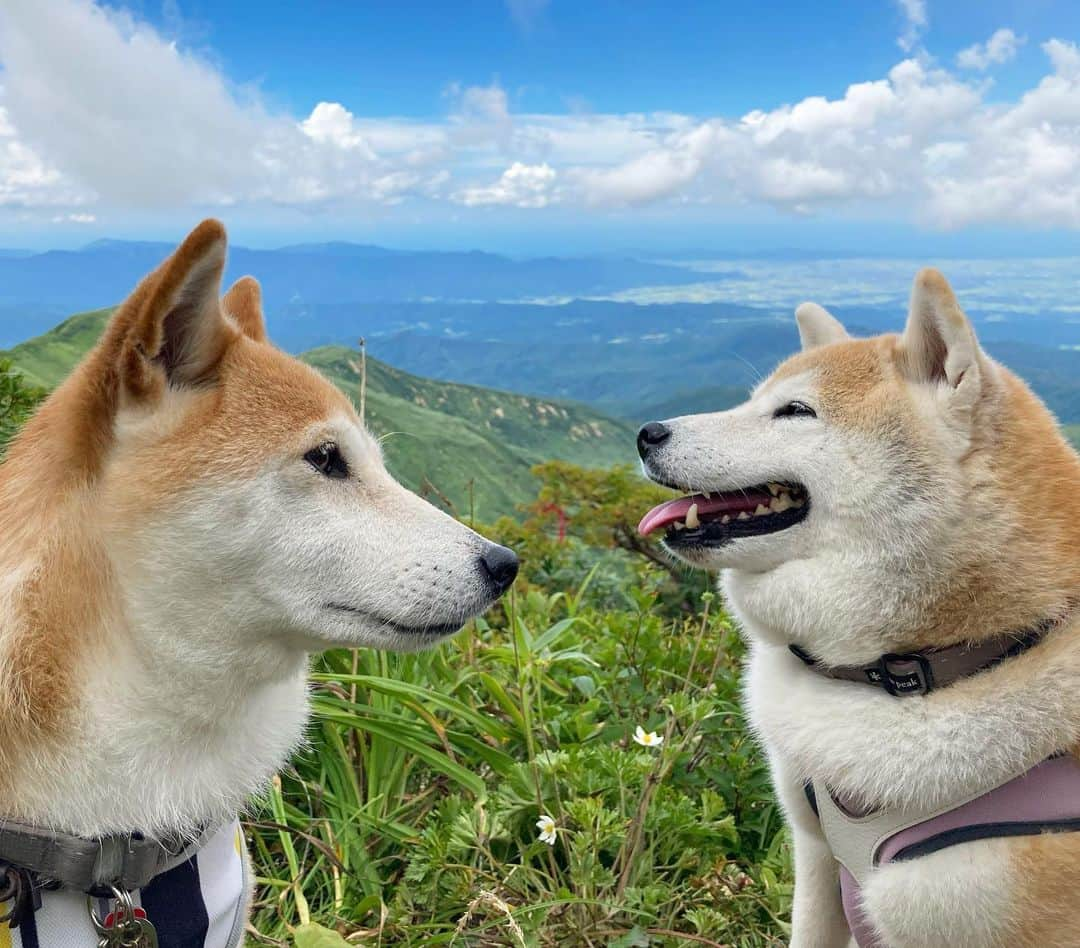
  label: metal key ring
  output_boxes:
[87,885,139,935]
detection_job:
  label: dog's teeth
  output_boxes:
[685,503,700,529]
[721,514,731,524]
[770,494,794,512]
[754,504,770,516]
[737,511,750,520]
[767,482,783,496]
[673,521,685,531]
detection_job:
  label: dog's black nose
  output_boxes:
[480,543,519,595]
[637,421,672,459]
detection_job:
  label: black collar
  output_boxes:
[789,620,1056,698]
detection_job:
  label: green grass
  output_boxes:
[252,577,790,946]
[1,307,116,389]
[242,462,790,946]
[1,311,791,945]
[0,310,636,519]
[305,347,635,519]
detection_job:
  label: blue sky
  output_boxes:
[1,1,1080,254]
[130,1,1077,117]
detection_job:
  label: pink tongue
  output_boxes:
[638,490,771,536]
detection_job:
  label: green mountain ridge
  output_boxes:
[1,309,637,519]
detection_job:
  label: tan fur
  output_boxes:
[1010,833,1080,947]
[645,270,1080,945]
[107,339,354,512]
[223,276,268,343]
[0,220,517,938]
[768,328,1080,652]
[768,278,1080,943]
[0,219,351,787]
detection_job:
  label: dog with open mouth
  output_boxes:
[0,220,518,946]
[638,269,1080,947]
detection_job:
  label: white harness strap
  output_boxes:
[1,822,248,948]
[812,773,1018,885]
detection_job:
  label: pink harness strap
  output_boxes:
[838,755,1080,947]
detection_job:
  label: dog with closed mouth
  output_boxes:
[638,269,1080,947]
[0,220,518,944]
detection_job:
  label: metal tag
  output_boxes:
[90,892,158,948]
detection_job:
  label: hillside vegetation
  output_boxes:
[0,343,791,944]
[249,464,790,946]
[0,309,636,518]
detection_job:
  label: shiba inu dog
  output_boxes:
[0,220,518,943]
[638,269,1080,947]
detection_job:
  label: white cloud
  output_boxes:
[2,1,1080,233]
[1044,37,1080,79]
[924,40,1080,228]
[300,103,377,158]
[450,82,512,125]
[896,0,927,52]
[454,162,557,208]
[0,0,275,207]
[573,58,978,211]
[957,28,1024,70]
[0,105,81,207]
[0,0,428,209]
[575,144,703,206]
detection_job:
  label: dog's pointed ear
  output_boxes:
[121,219,233,398]
[900,268,989,411]
[795,302,850,350]
[222,276,267,343]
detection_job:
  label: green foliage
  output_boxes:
[0,308,114,389]
[480,461,710,615]
[0,310,790,944]
[304,347,636,519]
[293,924,352,948]
[0,310,635,519]
[245,464,789,947]
[0,358,45,454]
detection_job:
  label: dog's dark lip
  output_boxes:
[325,602,464,638]
[664,493,811,549]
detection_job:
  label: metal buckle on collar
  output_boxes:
[869,653,933,696]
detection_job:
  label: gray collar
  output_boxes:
[789,620,1054,697]
[0,817,219,896]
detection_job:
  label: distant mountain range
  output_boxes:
[2,239,1078,456]
[0,238,713,345]
[1,309,637,519]
[272,299,1080,427]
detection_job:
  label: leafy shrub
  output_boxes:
[247,465,790,946]
[0,358,45,455]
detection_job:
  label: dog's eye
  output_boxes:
[304,442,349,479]
[774,401,817,419]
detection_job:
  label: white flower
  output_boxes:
[633,725,664,748]
[536,814,557,846]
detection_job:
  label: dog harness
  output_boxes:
[0,821,248,948]
[792,622,1080,948]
